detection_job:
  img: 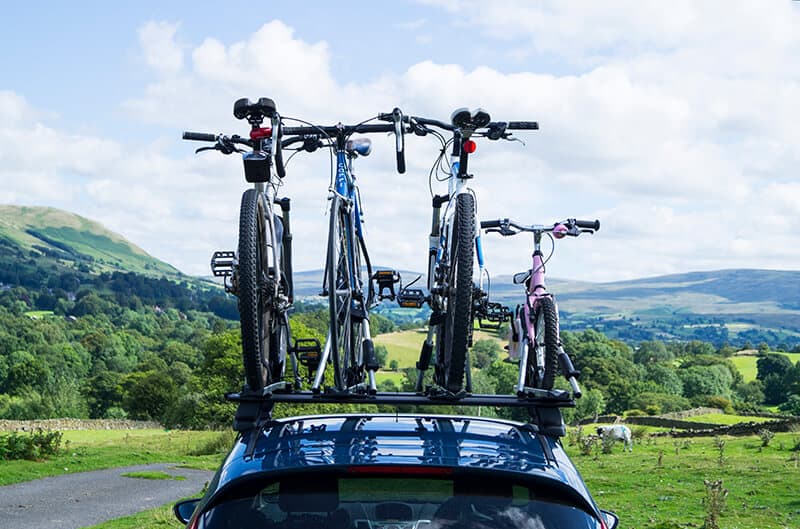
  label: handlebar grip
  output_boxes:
[575,219,600,231]
[507,121,539,130]
[481,219,501,229]
[182,131,217,142]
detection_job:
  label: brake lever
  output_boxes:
[409,119,428,137]
[195,146,216,154]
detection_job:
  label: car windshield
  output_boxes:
[197,474,603,529]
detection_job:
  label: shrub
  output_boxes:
[624,408,647,417]
[704,396,734,414]
[0,429,63,460]
[758,429,775,447]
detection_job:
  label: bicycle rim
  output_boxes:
[327,196,354,391]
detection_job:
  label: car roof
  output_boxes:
[208,413,598,514]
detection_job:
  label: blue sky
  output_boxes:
[2,1,799,282]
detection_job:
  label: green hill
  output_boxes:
[0,205,180,278]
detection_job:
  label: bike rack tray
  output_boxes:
[226,389,574,407]
[227,390,573,437]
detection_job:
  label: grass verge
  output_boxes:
[0,429,229,486]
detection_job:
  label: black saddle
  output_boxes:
[234,97,277,121]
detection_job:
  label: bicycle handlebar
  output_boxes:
[403,115,539,137]
[481,218,600,235]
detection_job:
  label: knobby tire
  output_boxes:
[238,189,279,391]
[440,193,475,393]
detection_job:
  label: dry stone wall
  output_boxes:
[0,418,161,431]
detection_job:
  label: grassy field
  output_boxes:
[10,424,799,529]
[373,327,507,370]
[85,428,800,529]
[682,413,777,425]
[0,429,229,486]
[730,352,800,382]
[564,430,800,529]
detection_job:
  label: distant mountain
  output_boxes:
[3,204,798,346]
[294,267,800,346]
[0,205,181,279]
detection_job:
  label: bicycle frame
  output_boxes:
[516,230,559,395]
[313,140,375,392]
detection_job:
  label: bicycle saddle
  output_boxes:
[345,137,372,157]
[234,97,277,120]
[450,107,491,130]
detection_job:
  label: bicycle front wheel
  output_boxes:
[527,296,560,390]
[327,196,360,391]
[439,192,475,393]
[238,189,278,391]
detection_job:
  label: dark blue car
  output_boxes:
[175,413,618,529]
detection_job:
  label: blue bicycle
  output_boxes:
[280,111,406,393]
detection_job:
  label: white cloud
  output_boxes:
[5,6,800,282]
[138,21,183,76]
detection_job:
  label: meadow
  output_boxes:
[0,429,228,486]
[4,424,798,529]
[730,352,800,382]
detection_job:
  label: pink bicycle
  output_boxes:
[481,217,599,398]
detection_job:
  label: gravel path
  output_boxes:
[0,463,214,529]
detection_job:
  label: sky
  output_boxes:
[1,1,799,283]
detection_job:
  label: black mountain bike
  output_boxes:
[184,97,298,394]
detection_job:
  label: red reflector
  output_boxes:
[250,127,272,140]
[463,140,477,153]
[347,465,453,476]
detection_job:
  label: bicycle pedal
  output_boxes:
[294,338,322,373]
[372,269,400,301]
[210,251,236,277]
[397,287,426,308]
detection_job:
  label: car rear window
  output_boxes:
[198,474,603,529]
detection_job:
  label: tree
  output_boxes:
[634,341,673,364]
[389,359,399,371]
[374,344,389,368]
[756,354,793,381]
[83,370,124,418]
[122,370,178,421]
[679,365,733,400]
[629,392,691,414]
[644,364,684,395]
[734,380,765,407]
[471,339,501,369]
[778,395,800,416]
[573,388,606,422]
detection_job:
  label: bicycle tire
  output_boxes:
[327,196,357,390]
[440,192,475,393]
[527,296,560,390]
[238,189,278,391]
